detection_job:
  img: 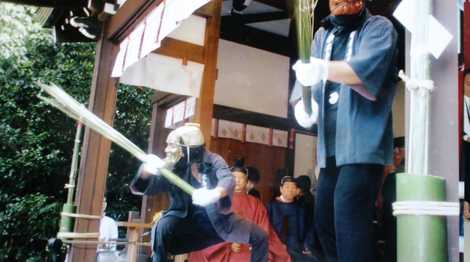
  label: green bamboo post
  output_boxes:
[59,122,82,233]
[397,0,448,261]
[396,174,447,262]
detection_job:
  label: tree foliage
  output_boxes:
[0,3,153,260]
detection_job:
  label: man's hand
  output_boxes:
[294,98,318,128]
[292,57,328,87]
[141,154,166,178]
[231,243,241,253]
[192,187,223,207]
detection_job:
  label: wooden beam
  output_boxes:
[68,21,119,262]
[195,1,216,17]
[106,0,162,42]
[3,0,86,7]
[229,11,288,24]
[194,0,223,147]
[220,17,291,56]
[255,0,287,11]
[153,38,205,64]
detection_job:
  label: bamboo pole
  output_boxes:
[397,1,449,261]
[59,122,83,233]
[293,0,318,116]
[66,122,83,204]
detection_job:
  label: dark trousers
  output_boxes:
[153,208,268,262]
[315,157,382,262]
[464,141,470,201]
[382,172,397,262]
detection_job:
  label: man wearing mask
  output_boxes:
[292,0,398,261]
[130,123,268,262]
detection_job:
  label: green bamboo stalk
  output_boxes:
[66,122,83,204]
[37,82,195,195]
[294,0,318,116]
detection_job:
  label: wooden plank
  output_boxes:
[153,38,205,64]
[116,221,152,229]
[194,0,223,147]
[68,21,119,262]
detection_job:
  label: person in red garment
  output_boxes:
[189,166,291,262]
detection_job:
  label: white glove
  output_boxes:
[192,188,222,207]
[142,154,165,175]
[292,57,328,87]
[294,98,318,128]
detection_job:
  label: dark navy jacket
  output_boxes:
[317,11,398,168]
[130,150,252,243]
[291,11,398,168]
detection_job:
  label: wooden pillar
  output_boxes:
[465,1,470,68]
[140,101,170,225]
[195,0,222,147]
[69,24,119,261]
[126,211,142,262]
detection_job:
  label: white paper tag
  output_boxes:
[427,15,453,59]
[393,0,416,34]
[458,0,464,11]
[393,0,453,59]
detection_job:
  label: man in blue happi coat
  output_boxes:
[292,0,398,261]
[130,123,268,262]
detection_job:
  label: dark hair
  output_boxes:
[280,176,296,186]
[464,68,470,76]
[231,166,249,176]
[295,175,311,192]
[246,166,260,183]
[394,136,405,148]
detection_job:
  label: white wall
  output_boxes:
[429,3,459,260]
[215,40,290,118]
[294,133,316,178]
[393,81,406,137]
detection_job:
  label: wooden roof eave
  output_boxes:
[106,0,216,43]
[3,0,86,8]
